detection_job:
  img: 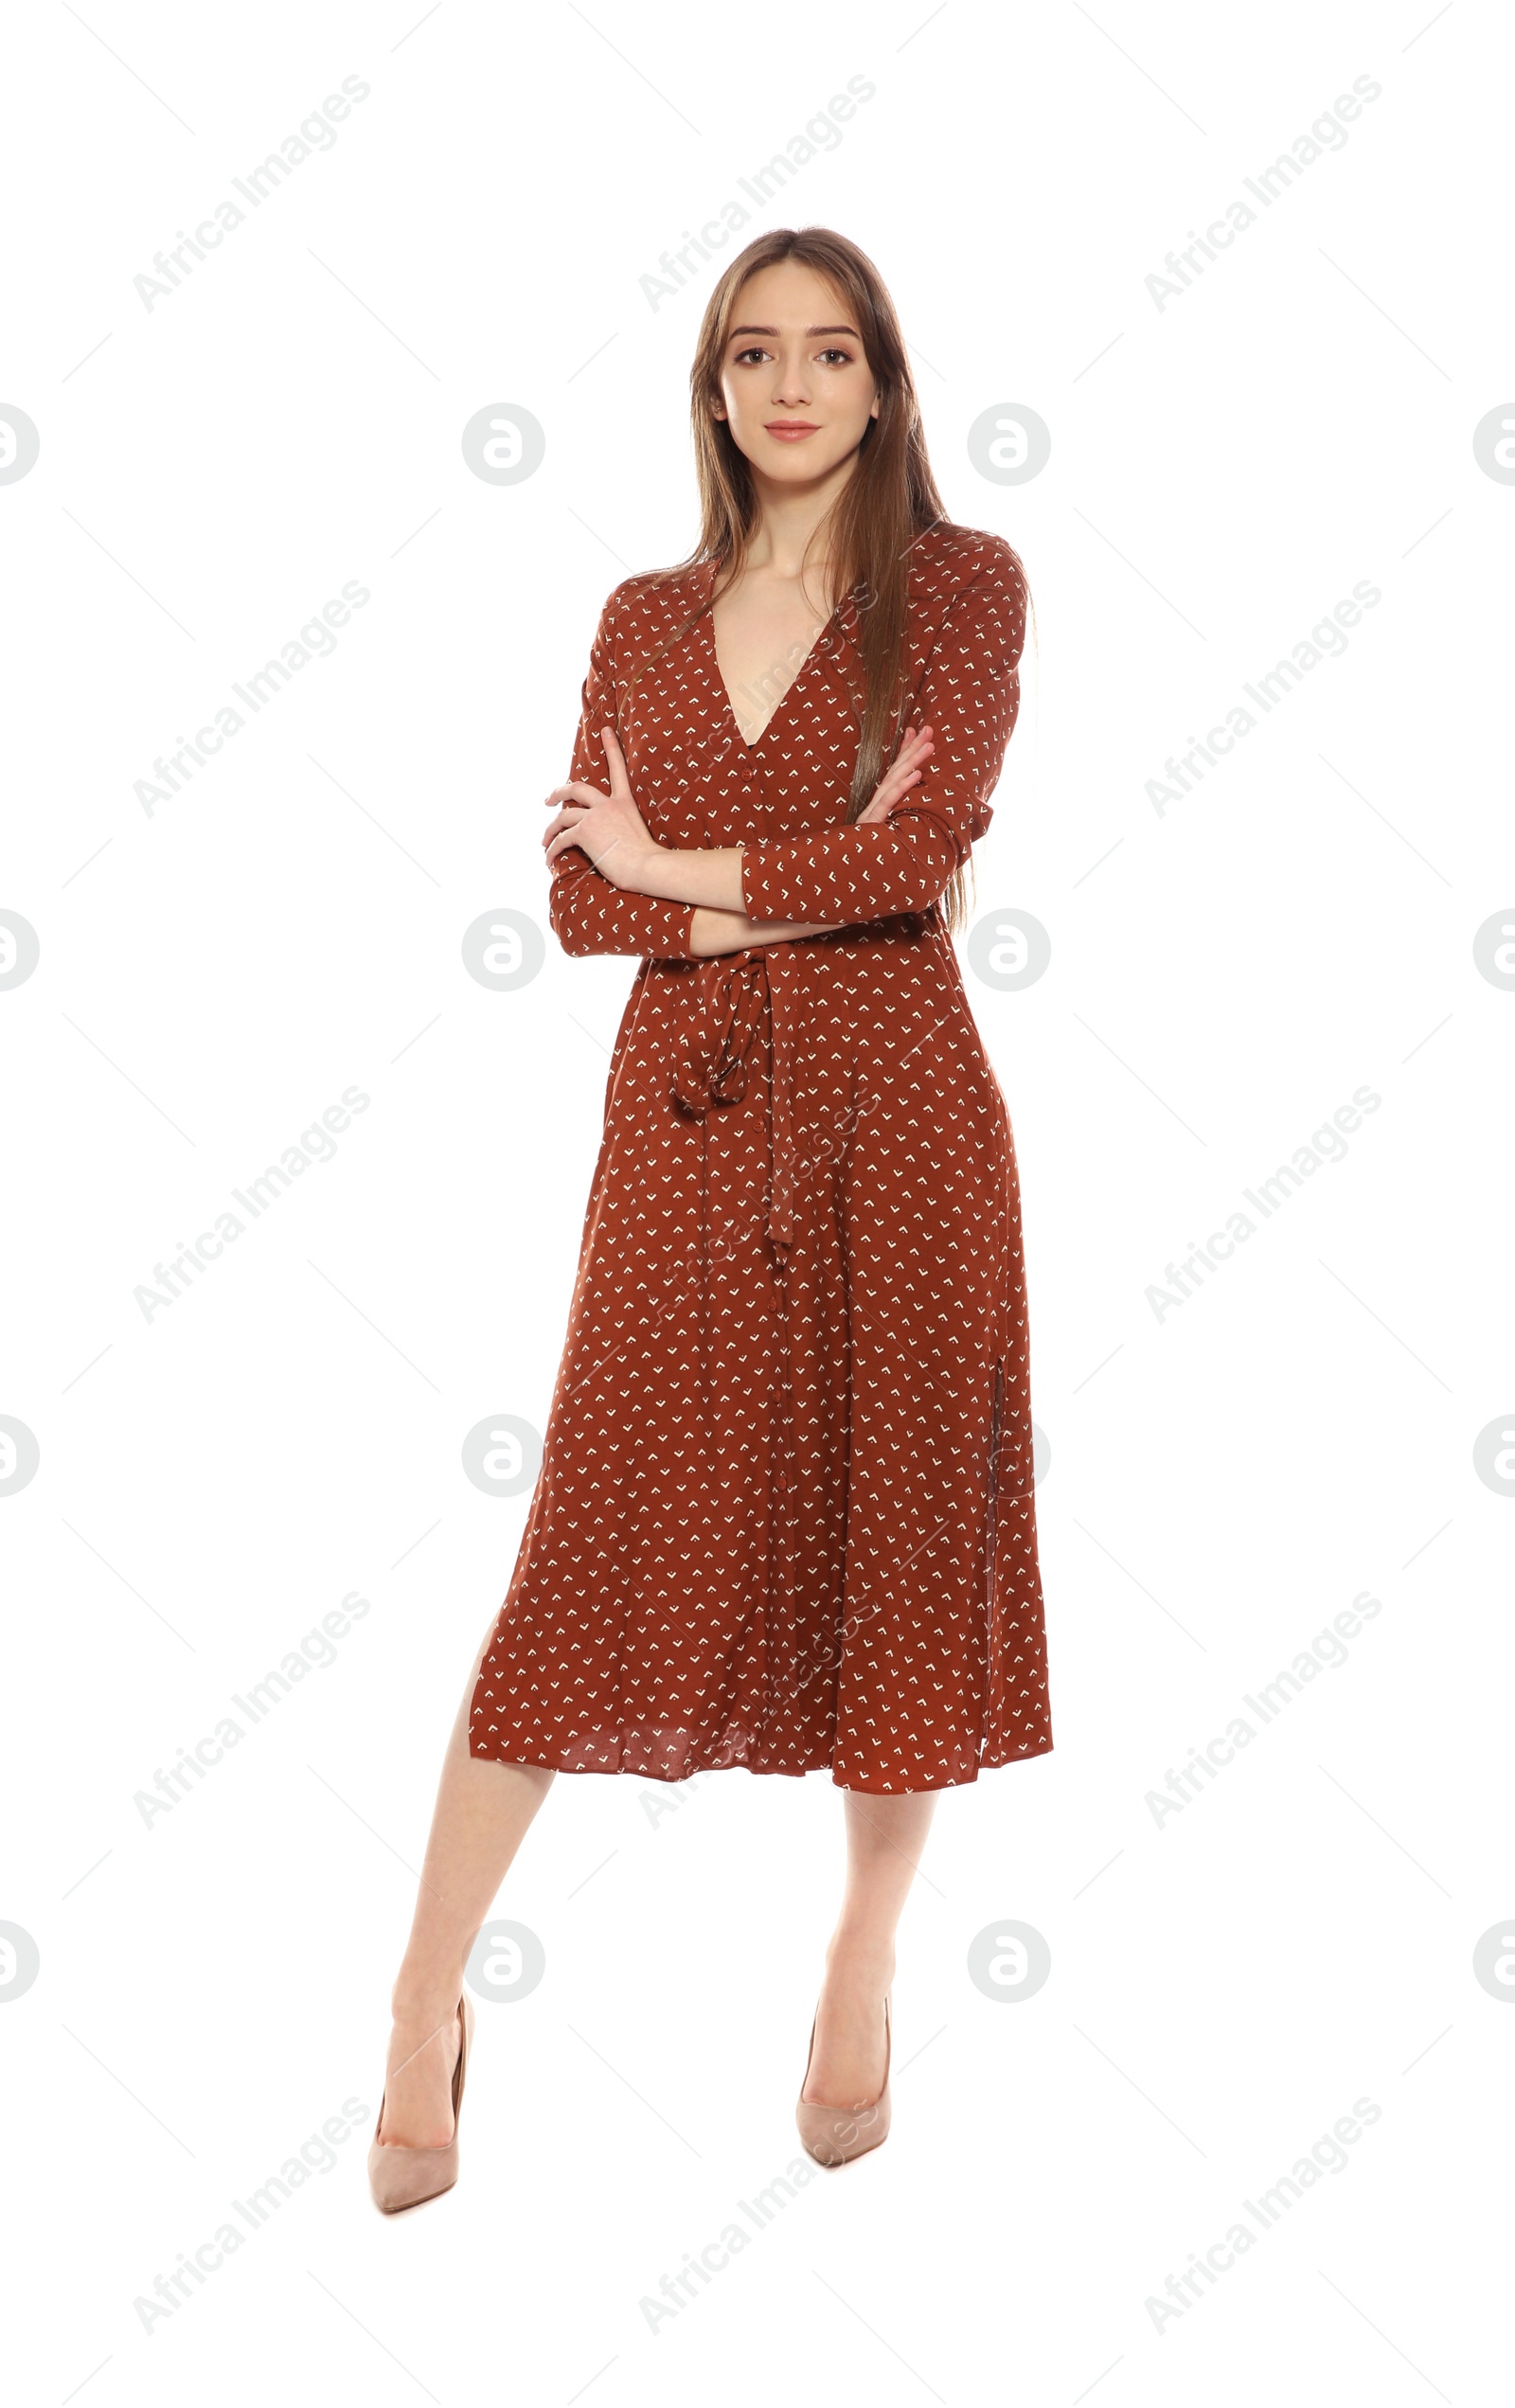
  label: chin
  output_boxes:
[749,439,847,477]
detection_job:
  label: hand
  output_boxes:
[543,727,662,892]
[857,722,936,825]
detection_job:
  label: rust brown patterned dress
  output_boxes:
[470,519,1053,1793]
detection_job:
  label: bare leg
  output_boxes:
[802,1788,938,2105]
[378,1616,556,2148]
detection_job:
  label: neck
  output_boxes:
[741,455,861,585]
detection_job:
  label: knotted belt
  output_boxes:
[667,941,807,1712]
[669,943,803,1254]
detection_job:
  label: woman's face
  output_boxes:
[712,259,879,489]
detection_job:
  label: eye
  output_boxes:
[818,348,853,366]
[733,347,770,366]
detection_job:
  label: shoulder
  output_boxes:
[910,518,1026,613]
[907,521,1027,668]
[594,559,708,650]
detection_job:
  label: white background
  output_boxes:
[3,1,1510,2400]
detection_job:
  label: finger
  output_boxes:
[884,750,928,784]
[598,724,633,802]
[874,761,924,807]
[862,769,921,821]
[889,733,932,770]
[859,773,920,824]
[542,805,589,847]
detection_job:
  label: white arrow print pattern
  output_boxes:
[471,520,1053,1793]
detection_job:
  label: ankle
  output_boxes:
[824,1930,897,1986]
[390,1971,465,2031]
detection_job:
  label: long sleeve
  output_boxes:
[548,593,698,960]
[737,535,1026,926]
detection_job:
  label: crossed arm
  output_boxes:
[545,725,942,959]
[618,828,822,960]
[544,543,1025,960]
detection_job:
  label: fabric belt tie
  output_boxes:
[668,943,803,1662]
[670,945,801,1254]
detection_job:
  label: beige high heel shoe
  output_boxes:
[795,1989,892,2167]
[367,1989,476,2214]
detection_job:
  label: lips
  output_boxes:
[765,421,819,440]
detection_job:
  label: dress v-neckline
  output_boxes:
[700,560,843,754]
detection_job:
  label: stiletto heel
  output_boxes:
[795,1989,892,2167]
[367,1989,475,2214]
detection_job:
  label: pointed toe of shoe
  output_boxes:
[366,2131,460,2214]
[795,2087,892,2167]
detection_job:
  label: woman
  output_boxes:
[368,226,1053,2212]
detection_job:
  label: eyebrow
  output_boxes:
[728,325,861,340]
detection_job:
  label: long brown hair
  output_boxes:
[621,225,1031,938]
